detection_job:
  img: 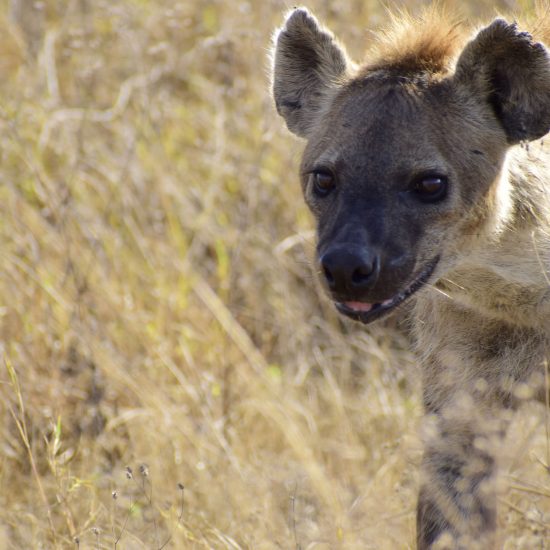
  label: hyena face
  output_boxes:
[272,9,550,324]
[299,76,506,323]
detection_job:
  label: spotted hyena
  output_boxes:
[271,6,550,548]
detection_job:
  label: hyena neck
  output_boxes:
[432,145,550,326]
[507,145,550,230]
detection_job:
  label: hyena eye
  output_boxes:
[312,171,336,197]
[412,175,448,203]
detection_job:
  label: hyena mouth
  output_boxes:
[335,256,440,324]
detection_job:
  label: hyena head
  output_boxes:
[272,8,550,324]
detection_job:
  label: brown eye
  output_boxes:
[413,175,448,203]
[312,171,335,197]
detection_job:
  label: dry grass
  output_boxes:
[0,0,549,548]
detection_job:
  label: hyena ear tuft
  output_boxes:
[455,19,550,144]
[272,8,351,138]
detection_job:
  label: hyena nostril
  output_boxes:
[323,264,336,288]
[351,263,375,285]
[351,255,380,289]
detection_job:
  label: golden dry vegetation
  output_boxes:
[0,0,549,548]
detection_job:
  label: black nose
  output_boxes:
[320,246,380,294]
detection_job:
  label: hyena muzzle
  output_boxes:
[271,7,550,549]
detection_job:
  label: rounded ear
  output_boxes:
[454,19,550,144]
[271,8,352,138]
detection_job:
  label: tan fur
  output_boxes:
[362,6,465,75]
[272,6,550,549]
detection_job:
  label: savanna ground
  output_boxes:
[0,0,549,548]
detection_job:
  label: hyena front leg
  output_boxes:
[416,398,501,549]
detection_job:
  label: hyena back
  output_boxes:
[271,7,550,549]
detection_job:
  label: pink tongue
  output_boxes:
[345,301,373,312]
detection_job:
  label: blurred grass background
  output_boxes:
[0,0,549,548]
